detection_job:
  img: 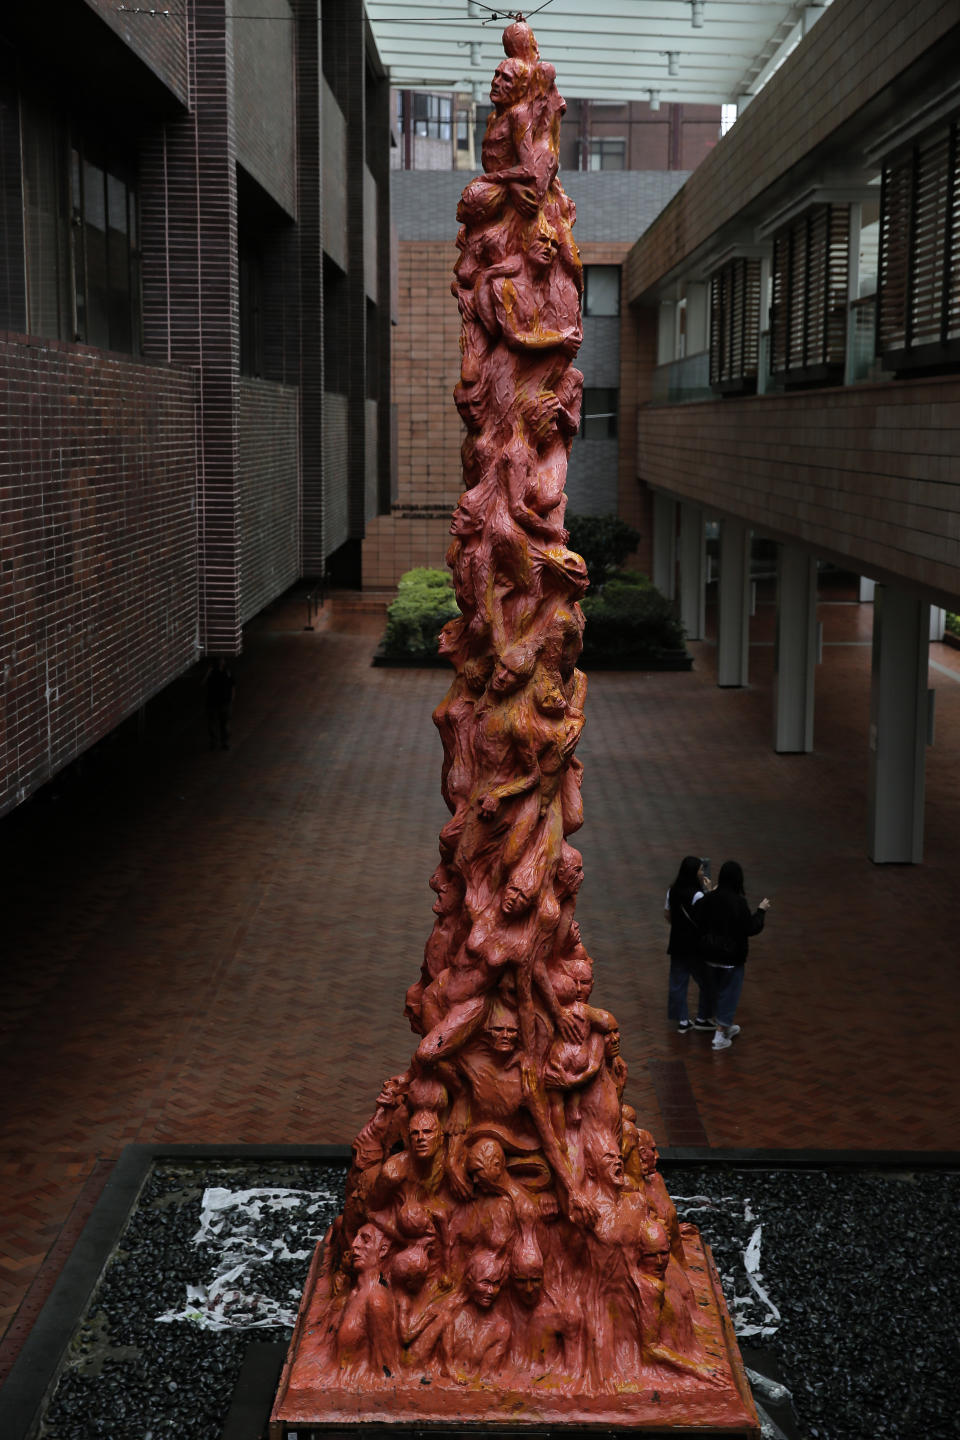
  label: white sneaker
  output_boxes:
[712,1031,732,1050]
[726,1024,741,1039]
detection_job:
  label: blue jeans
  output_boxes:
[668,957,711,1023]
[711,965,745,1028]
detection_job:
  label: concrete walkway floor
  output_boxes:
[0,585,956,1359]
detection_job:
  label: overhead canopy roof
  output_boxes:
[365,0,833,106]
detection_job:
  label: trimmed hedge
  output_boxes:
[379,564,686,669]
[565,513,641,591]
[382,568,460,657]
[581,572,686,664]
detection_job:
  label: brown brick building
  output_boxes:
[0,0,392,816]
[626,0,960,862]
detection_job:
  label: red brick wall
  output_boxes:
[637,375,960,605]
[0,336,197,816]
[238,378,300,622]
[362,239,462,586]
[139,0,241,654]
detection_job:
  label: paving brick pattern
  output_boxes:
[0,590,956,1354]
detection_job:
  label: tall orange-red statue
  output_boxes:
[272,21,759,1437]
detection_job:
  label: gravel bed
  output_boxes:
[32,1160,960,1440]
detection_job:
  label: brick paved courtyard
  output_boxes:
[0,586,956,1363]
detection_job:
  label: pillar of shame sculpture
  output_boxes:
[272,20,759,1437]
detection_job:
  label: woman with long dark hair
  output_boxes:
[693,860,770,1050]
[664,855,714,1034]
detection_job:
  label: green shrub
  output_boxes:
[382,567,460,657]
[582,577,685,663]
[946,612,960,638]
[565,513,641,590]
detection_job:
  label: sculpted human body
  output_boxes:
[306,20,730,1408]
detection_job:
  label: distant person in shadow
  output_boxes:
[203,657,235,751]
[664,855,714,1035]
[693,860,770,1051]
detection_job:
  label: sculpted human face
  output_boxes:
[604,1027,621,1059]
[572,963,593,1003]
[598,1148,624,1189]
[528,231,559,272]
[467,1259,503,1308]
[491,658,525,695]
[467,1142,506,1193]
[408,1110,442,1161]
[454,380,487,430]
[490,60,525,107]
[512,1271,544,1309]
[502,880,531,915]
[430,867,460,917]
[485,1018,519,1055]
[640,1242,670,1278]
[449,502,481,538]
[638,1136,658,1177]
[350,1224,387,1274]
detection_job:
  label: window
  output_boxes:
[239,239,264,378]
[20,97,140,353]
[583,265,620,317]
[456,108,470,152]
[580,138,625,171]
[580,388,618,439]
[877,117,960,371]
[709,257,761,393]
[769,204,849,382]
[413,93,452,142]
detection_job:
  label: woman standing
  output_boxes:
[694,860,770,1051]
[664,856,714,1035]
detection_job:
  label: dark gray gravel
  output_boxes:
[33,1160,960,1440]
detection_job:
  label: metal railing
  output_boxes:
[649,350,712,405]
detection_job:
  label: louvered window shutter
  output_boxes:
[709,257,760,393]
[878,118,960,369]
[770,204,849,382]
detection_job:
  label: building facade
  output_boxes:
[626,0,960,861]
[0,0,392,816]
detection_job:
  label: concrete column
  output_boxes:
[717,520,751,687]
[867,585,929,864]
[678,502,706,640]
[930,607,946,642]
[651,494,677,599]
[774,546,817,752]
[859,576,875,603]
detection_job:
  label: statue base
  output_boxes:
[269,1227,760,1438]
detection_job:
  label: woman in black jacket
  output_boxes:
[664,855,714,1034]
[694,860,770,1051]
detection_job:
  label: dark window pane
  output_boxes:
[106,172,131,350]
[70,147,84,339]
[83,157,109,347]
[20,101,70,338]
[581,387,618,439]
[584,265,620,316]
